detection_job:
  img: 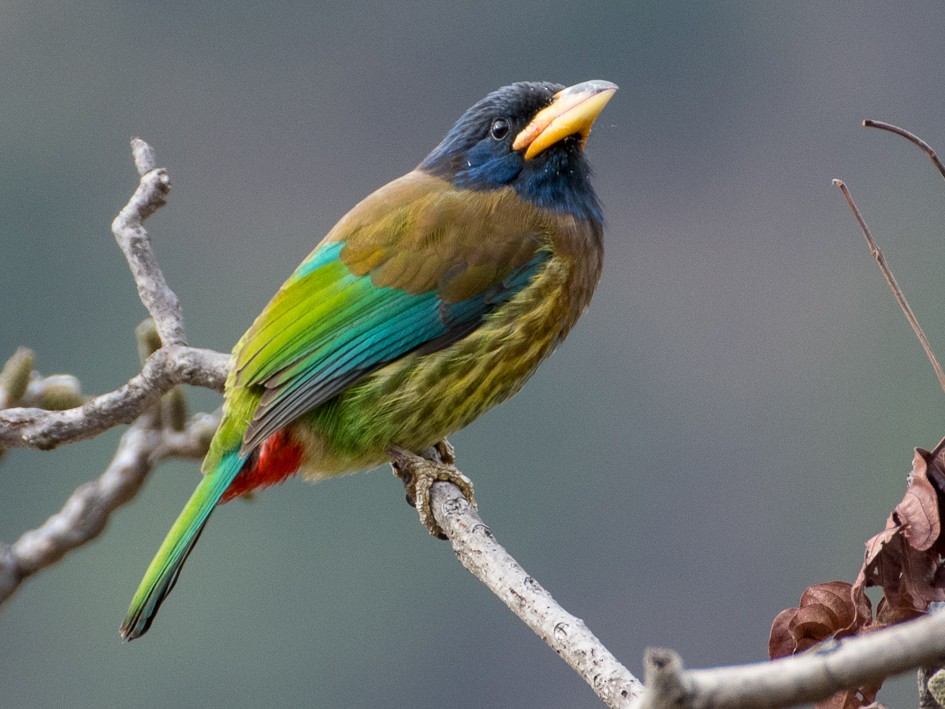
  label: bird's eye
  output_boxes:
[490,117,510,141]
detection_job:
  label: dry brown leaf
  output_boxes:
[850,445,945,623]
[768,608,799,658]
[769,582,866,660]
[897,450,940,550]
[921,442,945,494]
[771,438,945,706]
[800,582,858,629]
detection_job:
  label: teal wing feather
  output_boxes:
[234,172,552,454]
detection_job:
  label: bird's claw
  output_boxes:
[387,441,475,539]
[432,439,456,465]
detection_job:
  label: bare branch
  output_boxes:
[632,609,945,708]
[0,411,217,604]
[864,119,945,182]
[0,141,229,451]
[0,140,232,612]
[429,479,644,707]
[110,138,186,346]
[0,345,227,450]
[635,649,688,709]
[833,178,945,396]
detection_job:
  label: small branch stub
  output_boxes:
[635,649,691,709]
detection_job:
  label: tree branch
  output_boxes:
[0,139,227,601]
[0,411,217,604]
[633,608,945,708]
[1,137,228,452]
[0,345,227,450]
[111,137,186,346]
[430,478,644,707]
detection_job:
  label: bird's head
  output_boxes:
[419,80,617,224]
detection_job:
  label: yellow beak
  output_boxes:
[512,80,618,160]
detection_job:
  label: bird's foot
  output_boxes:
[387,440,475,539]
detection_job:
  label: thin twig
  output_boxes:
[864,119,945,182]
[833,178,945,396]
[2,139,229,451]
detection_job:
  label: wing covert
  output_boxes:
[233,171,552,454]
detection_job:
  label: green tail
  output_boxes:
[120,451,245,641]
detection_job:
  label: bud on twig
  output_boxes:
[162,387,188,431]
[135,319,162,364]
[37,375,85,410]
[0,347,35,407]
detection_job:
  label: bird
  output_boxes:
[120,79,617,640]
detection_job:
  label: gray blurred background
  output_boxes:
[1,2,943,707]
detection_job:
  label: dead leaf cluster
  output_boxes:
[770,439,945,707]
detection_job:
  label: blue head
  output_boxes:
[419,80,617,225]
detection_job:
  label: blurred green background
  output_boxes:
[2,2,944,707]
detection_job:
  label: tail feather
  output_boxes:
[120,451,246,641]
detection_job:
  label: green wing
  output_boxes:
[231,171,552,454]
